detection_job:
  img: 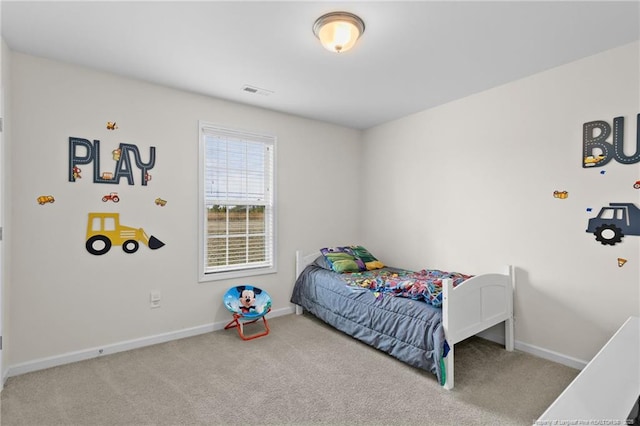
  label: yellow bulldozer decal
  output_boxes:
[86,212,164,255]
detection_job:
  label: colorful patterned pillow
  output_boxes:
[348,245,385,270]
[320,247,365,273]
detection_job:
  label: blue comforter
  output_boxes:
[290,264,446,384]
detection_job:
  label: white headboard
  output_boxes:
[295,250,320,278]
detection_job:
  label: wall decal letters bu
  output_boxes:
[69,138,155,185]
[582,114,640,168]
[586,202,640,245]
[85,212,165,255]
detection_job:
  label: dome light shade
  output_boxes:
[313,12,365,53]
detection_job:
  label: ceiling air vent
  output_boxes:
[241,85,274,96]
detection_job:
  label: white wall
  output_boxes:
[5,40,639,375]
[362,41,640,363]
[6,51,362,368]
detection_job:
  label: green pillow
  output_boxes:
[348,245,385,270]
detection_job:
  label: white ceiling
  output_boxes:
[2,1,639,129]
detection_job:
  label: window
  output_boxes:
[599,208,623,220]
[199,122,276,281]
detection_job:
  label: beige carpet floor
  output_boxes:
[0,313,578,425]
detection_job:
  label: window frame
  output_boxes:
[198,121,277,282]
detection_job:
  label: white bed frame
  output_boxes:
[294,250,515,390]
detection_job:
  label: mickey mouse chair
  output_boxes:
[223,285,272,341]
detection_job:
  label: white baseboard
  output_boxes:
[6,308,586,381]
[477,329,588,370]
[6,306,294,379]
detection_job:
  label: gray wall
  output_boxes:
[1,37,12,382]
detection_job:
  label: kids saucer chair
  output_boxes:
[223,285,272,341]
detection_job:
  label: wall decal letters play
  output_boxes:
[69,137,155,185]
[582,114,640,168]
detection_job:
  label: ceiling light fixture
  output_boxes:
[313,11,365,54]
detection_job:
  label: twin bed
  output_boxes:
[291,249,515,390]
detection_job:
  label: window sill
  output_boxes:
[199,266,277,283]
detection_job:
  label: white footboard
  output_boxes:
[442,265,515,390]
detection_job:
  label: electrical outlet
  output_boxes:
[150,291,161,308]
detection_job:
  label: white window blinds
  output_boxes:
[200,124,276,280]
